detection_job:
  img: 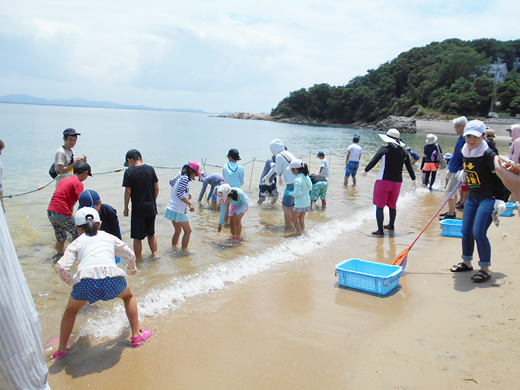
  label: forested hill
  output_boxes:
[271,38,520,124]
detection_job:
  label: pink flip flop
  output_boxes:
[131,329,152,348]
[52,350,68,360]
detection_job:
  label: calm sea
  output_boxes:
[0,103,456,345]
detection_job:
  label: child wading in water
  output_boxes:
[164,161,202,251]
[216,183,249,242]
[54,207,151,360]
[450,120,506,283]
[285,159,312,235]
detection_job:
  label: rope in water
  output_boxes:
[0,159,265,199]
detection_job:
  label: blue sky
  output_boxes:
[0,0,518,113]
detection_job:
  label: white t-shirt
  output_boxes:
[347,144,362,162]
[320,159,329,177]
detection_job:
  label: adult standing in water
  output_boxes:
[440,116,467,220]
[362,129,416,236]
[270,139,296,226]
[54,128,87,186]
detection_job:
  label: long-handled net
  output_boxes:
[393,181,462,269]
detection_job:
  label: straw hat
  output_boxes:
[486,129,496,139]
[379,129,405,147]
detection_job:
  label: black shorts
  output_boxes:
[131,215,156,240]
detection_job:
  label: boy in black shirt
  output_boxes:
[122,149,159,258]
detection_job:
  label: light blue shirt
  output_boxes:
[222,162,244,188]
[0,208,50,390]
[219,188,249,224]
[288,173,312,208]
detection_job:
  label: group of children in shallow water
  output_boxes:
[50,121,519,361]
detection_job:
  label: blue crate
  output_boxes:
[500,202,517,217]
[440,219,462,238]
[335,259,403,295]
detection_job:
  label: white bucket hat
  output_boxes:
[379,129,405,147]
[425,133,438,145]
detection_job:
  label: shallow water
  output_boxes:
[0,103,458,345]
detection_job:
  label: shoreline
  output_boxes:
[218,112,517,137]
[47,191,520,389]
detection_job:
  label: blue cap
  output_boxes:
[316,151,325,158]
[353,135,360,142]
[78,190,100,209]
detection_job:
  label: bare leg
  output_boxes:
[344,176,349,186]
[298,212,306,232]
[57,296,88,353]
[282,205,293,226]
[321,199,327,207]
[56,240,66,254]
[352,176,357,186]
[147,235,158,257]
[171,221,182,247]
[133,239,143,258]
[231,212,246,240]
[118,286,141,338]
[179,221,192,250]
[291,211,303,234]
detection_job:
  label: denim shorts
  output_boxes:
[281,183,295,207]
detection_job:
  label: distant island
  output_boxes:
[0,94,209,114]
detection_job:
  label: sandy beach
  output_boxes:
[46,188,520,389]
[38,118,520,390]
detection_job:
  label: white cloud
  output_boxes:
[0,0,518,112]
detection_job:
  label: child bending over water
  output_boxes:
[53,207,151,360]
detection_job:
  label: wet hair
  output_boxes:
[229,189,239,201]
[181,164,197,181]
[293,162,309,176]
[78,218,100,236]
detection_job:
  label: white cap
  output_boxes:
[216,183,231,204]
[463,120,487,137]
[287,158,303,170]
[75,207,101,225]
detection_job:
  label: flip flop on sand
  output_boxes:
[450,262,473,272]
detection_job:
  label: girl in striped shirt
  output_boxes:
[164,161,202,251]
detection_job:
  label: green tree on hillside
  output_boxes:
[271,38,520,123]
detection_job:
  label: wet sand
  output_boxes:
[46,188,520,389]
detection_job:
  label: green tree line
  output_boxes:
[271,38,520,123]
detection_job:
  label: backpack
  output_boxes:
[49,163,58,179]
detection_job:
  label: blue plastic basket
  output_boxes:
[335,259,403,295]
[440,219,462,238]
[500,202,517,217]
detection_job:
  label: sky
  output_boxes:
[0,0,518,113]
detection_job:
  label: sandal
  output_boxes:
[52,351,68,360]
[131,329,153,348]
[471,270,491,283]
[383,224,394,231]
[450,262,473,272]
[372,230,384,236]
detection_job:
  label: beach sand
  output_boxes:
[46,191,520,389]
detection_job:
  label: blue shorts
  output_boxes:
[164,208,188,223]
[281,183,295,207]
[71,277,127,304]
[345,161,360,177]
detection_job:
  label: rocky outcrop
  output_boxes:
[372,115,417,134]
[218,112,417,133]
